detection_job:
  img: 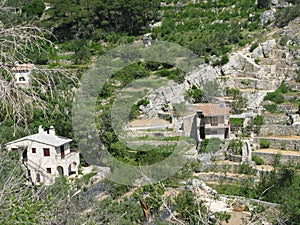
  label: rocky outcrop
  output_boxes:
[260,10,275,26]
[143,64,218,117]
[261,39,277,58]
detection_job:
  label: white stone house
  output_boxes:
[5,125,80,185]
[12,63,35,85]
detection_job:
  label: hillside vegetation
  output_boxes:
[0,0,300,224]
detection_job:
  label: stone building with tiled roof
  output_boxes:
[196,103,230,140]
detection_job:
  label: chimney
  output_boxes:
[49,125,55,136]
[38,125,44,134]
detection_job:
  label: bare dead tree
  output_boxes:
[0,9,77,131]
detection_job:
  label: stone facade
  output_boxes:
[196,103,230,140]
[5,126,80,185]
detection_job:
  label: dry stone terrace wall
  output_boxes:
[263,114,287,125]
[253,137,300,151]
[252,151,300,165]
[259,124,300,136]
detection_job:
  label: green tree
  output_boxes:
[22,0,45,18]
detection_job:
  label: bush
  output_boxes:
[252,155,264,165]
[275,5,300,28]
[250,42,259,52]
[238,163,255,175]
[260,139,270,148]
[230,118,244,127]
[264,104,277,113]
[199,138,222,154]
[254,58,260,64]
[221,54,229,65]
[257,0,270,8]
[253,115,264,126]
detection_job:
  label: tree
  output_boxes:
[257,0,270,8]
[0,5,76,129]
[22,0,45,18]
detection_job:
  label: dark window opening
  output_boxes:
[36,173,41,183]
[32,148,36,153]
[19,76,26,81]
[46,168,51,174]
[60,145,65,159]
[43,148,50,156]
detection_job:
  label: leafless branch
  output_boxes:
[0,20,78,130]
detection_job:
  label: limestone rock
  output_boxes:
[260,10,275,26]
[284,52,294,66]
[261,39,276,58]
[251,45,263,59]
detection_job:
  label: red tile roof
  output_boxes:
[195,103,230,116]
[12,63,34,71]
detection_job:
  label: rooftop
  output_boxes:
[6,125,72,147]
[196,103,230,116]
[12,63,35,71]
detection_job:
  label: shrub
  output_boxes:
[250,42,259,52]
[252,155,264,165]
[241,80,250,86]
[238,163,255,175]
[275,5,300,28]
[221,54,229,65]
[260,139,270,148]
[263,104,277,113]
[257,0,270,8]
[253,115,264,126]
[230,118,244,127]
[254,58,260,64]
[279,36,288,46]
[199,138,222,154]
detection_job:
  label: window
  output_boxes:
[32,148,36,153]
[11,148,18,151]
[19,76,26,81]
[43,148,50,156]
[36,173,41,183]
[46,168,52,174]
[60,145,65,159]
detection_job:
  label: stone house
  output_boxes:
[12,63,35,84]
[196,103,230,140]
[5,125,80,185]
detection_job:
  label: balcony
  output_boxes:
[55,151,78,160]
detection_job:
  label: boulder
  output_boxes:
[251,45,263,59]
[260,10,275,26]
[261,39,276,58]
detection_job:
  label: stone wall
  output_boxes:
[254,137,300,151]
[263,115,287,125]
[259,124,300,136]
[252,151,300,165]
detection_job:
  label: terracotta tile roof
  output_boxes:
[12,63,34,71]
[195,103,230,116]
